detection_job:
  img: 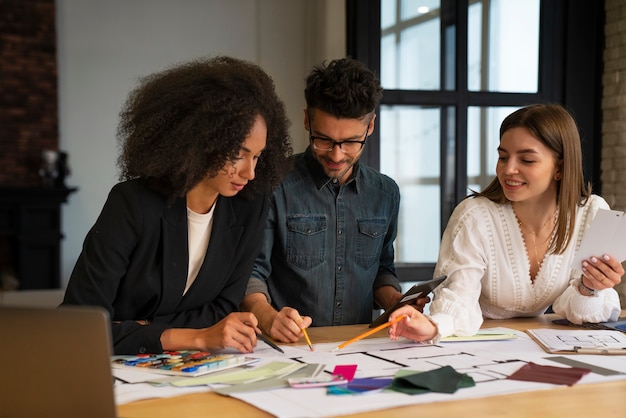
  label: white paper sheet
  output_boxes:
[230,334,626,418]
[114,328,626,417]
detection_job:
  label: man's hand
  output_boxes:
[241,292,312,343]
[411,296,431,313]
[374,285,431,313]
[374,285,403,311]
[268,307,312,343]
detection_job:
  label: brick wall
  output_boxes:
[603,0,626,305]
[0,0,57,187]
[604,0,626,210]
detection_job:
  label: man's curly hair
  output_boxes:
[116,56,292,201]
[304,57,383,121]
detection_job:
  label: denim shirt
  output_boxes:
[247,147,401,326]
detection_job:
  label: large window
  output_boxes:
[347,0,604,282]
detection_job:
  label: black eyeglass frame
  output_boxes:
[308,120,370,154]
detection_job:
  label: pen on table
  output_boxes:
[301,327,314,351]
[331,314,407,352]
[258,333,285,354]
[574,346,626,355]
[243,320,284,354]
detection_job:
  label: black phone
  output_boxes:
[369,275,447,328]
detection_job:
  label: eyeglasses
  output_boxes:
[309,124,369,155]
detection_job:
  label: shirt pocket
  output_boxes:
[355,218,387,269]
[286,215,327,270]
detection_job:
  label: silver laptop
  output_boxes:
[0,305,117,418]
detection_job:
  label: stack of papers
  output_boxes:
[526,328,626,354]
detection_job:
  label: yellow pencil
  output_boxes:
[296,315,314,351]
[302,327,314,351]
[331,315,407,351]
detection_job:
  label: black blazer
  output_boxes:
[62,179,269,354]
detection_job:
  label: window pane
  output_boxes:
[380,105,441,263]
[381,0,441,90]
[468,0,540,92]
[467,106,521,191]
[400,0,441,20]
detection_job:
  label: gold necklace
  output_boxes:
[516,209,558,281]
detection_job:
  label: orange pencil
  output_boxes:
[331,315,407,351]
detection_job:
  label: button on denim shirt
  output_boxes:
[247,148,401,326]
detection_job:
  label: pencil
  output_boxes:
[331,315,407,351]
[301,327,314,351]
[258,333,284,354]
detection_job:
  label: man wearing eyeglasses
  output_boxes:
[242,58,427,343]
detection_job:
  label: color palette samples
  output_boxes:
[112,351,259,377]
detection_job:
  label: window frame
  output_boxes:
[346,0,605,281]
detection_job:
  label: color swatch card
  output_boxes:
[112,351,259,377]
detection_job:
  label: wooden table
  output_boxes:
[117,312,626,418]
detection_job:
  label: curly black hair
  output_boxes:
[116,56,292,201]
[304,57,383,120]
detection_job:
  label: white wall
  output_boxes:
[56,0,345,287]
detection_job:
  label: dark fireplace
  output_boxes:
[0,186,76,290]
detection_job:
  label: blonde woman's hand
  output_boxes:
[388,305,438,343]
[581,254,624,290]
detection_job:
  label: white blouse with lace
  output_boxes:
[430,194,621,339]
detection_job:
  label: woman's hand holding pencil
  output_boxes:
[332,305,440,351]
[388,305,438,343]
[332,315,408,351]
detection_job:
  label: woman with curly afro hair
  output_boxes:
[62,56,293,355]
